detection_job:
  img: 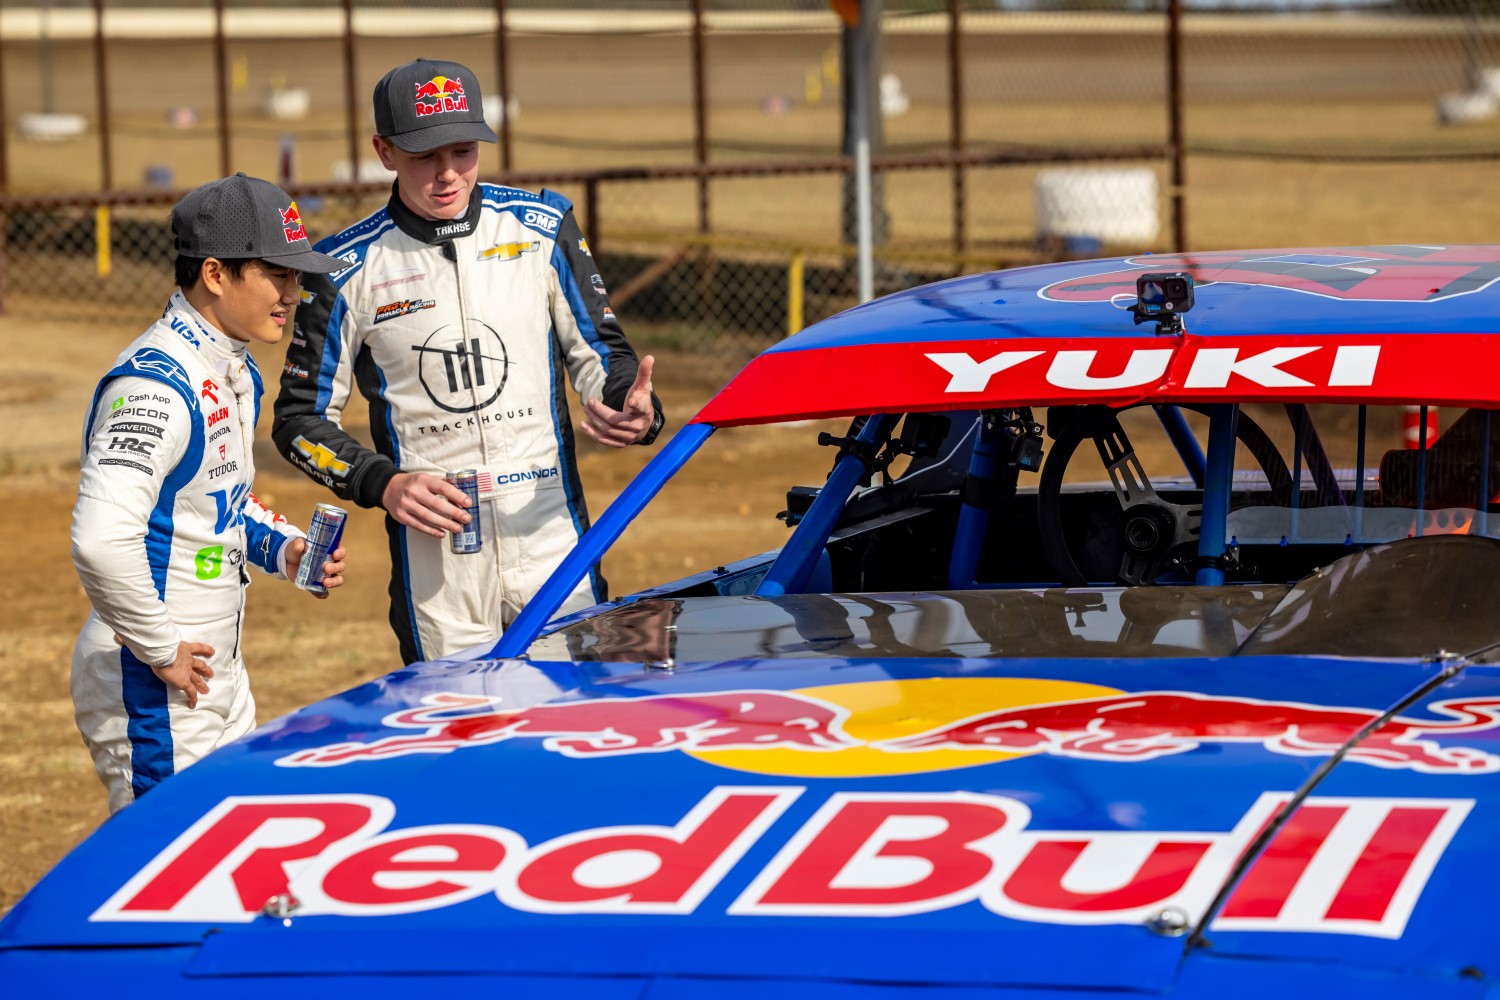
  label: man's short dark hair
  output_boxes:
[174,255,254,290]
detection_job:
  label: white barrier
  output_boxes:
[1034,167,1159,245]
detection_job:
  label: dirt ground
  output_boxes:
[0,306,852,911]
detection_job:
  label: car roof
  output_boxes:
[694,246,1500,427]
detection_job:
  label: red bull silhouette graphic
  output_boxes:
[278,690,860,767]
[1042,246,1500,305]
[876,691,1500,773]
[413,76,469,118]
[280,202,306,243]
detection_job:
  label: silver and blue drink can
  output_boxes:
[447,469,483,554]
[294,502,346,593]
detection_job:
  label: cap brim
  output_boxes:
[388,120,499,153]
[261,246,350,275]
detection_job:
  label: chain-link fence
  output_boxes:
[3,0,1498,376]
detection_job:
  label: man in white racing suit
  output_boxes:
[273,58,664,665]
[72,173,349,812]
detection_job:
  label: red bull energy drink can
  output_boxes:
[294,503,346,593]
[447,469,482,554]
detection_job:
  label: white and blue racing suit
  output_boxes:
[71,292,304,812]
[272,184,662,664]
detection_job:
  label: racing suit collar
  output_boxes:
[168,290,254,395]
[387,181,483,245]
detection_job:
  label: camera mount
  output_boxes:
[1129,271,1195,335]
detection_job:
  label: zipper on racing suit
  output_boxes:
[444,238,508,617]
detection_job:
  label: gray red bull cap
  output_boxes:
[374,57,498,153]
[171,172,345,274]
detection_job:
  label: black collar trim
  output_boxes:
[387,182,482,245]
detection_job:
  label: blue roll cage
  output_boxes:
[489,403,1461,660]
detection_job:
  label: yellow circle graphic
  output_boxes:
[685,677,1123,778]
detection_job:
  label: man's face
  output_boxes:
[211,261,303,345]
[375,138,480,220]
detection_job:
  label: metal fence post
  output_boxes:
[94,0,113,190]
[494,0,512,172]
[0,12,9,192]
[343,0,359,189]
[691,0,708,235]
[1167,0,1186,252]
[584,177,600,260]
[214,0,230,176]
[948,0,965,255]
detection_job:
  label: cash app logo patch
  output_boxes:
[195,545,224,580]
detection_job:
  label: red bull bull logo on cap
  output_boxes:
[277,678,1500,778]
[281,202,306,244]
[414,76,468,118]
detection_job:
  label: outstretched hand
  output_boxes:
[581,354,656,448]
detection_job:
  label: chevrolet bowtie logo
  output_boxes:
[293,436,351,477]
[477,240,539,262]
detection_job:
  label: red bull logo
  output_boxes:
[91,786,1471,940]
[878,691,1500,774]
[277,681,1500,777]
[413,76,469,117]
[281,201,306,244]
[278,690,859,767]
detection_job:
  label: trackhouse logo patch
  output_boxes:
[412,322,510,413]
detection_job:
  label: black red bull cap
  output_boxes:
[374,57,498,153]
[171,172,345,274]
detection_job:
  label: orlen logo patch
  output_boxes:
[281,202,307,244]
[1041,246,1500,304]
[275,679,1500,777]
[89,787,1471,940]
[414,76,467,117]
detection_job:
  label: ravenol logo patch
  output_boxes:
[373,299,436,324]
[478,240,539,263]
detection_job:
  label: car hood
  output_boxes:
[4,652,1499,995]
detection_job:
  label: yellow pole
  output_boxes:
[787,251,805,337]
[96,206,111,278]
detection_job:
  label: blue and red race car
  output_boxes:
[5,246,1500,998]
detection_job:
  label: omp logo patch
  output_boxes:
[477,240,539,263]
[292,436,351,478]
[523,209,559,233]
[373,299,436,324]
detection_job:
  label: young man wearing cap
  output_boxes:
[274,58,664,665]
[71,173,351,812]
